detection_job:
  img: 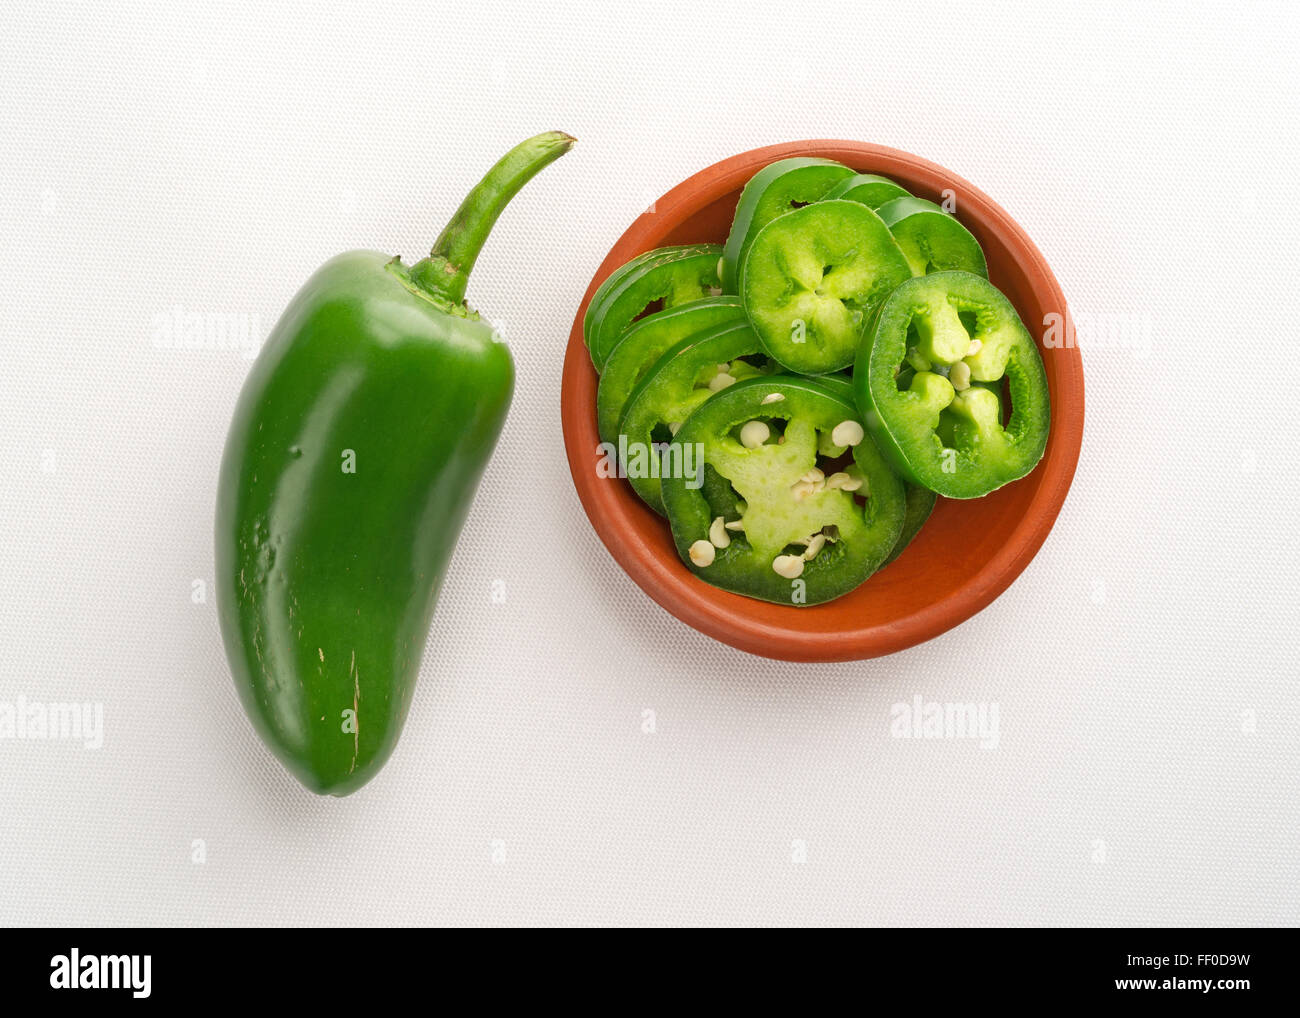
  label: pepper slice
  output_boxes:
[617,319,769,514]
[596,296,744,446]
[583,246,691,340]
[719,157,854,292]
[823,172,911,209]
[856,270,1049,498]
[584,244,722,369]
[785,373,935,566]
[662,375,905,605]
[740,199,911,374]
[875,196,987,278]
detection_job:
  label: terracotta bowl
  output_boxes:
[561,141,1083,661]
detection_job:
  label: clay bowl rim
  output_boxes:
[561,140,1084,662]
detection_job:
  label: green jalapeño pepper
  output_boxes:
[874,196,988,278]
[855,270,1050,499]
[216,131,573,795]
[719,157,854,291]
[821,372,936,565]
[740,199,911,374]
[661,375,905,605]
[595,295,744,446]
[822,172,911,209]
[584,244,723,369]
[616,319,769,515]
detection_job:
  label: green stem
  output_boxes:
[409,131,575,305]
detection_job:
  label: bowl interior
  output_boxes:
[562,142,1082,661]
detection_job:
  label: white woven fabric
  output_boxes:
[1,0,1296,927]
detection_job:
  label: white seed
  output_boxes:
[949,361,971,391]
[829,469,864,493]
[739,420,769,448]
[803,534,827,559]
[831,419,865,447]
[717,363,730,373]
[724,519,746,531]
[800,467,825,484]
[761,392,786,405]
[966,338,983,357]
[772,554,805,579]
[668,421,682,436]
[688,540,715,567]
[708,516,730,549]
[708,372,737,392]
[791,480,815,501]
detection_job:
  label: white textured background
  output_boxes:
[1,1,1296,927]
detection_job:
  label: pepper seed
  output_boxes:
[739,420,769,448]
[689,540,715,567]
[772,554,805,579]
[831,420,865,447]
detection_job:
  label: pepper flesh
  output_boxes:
[216,132,573,795]
[662,375,904,605]
[596,296,744,446]
[584,245,722,369]
[822,172,911,209]
[855,270,1049,499]
[618,319,767,514]
[874,196,987,279]
[740,199,911,374]
[719,157,853,291]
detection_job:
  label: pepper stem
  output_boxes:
[409,131,575,305]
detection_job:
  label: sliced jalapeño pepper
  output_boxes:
[856,270,1049,499]
[740,199,911,374]
[661,375,905,605]
[822,172,911,209]
[719,157,854,292]
[584,244,722,369]
[583,246,691,341]
[874,196,987,278]
[617,319,768,514]
[771,372,934,566]
[596,296,744,446]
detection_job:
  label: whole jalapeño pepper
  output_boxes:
[216,132,574,795]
